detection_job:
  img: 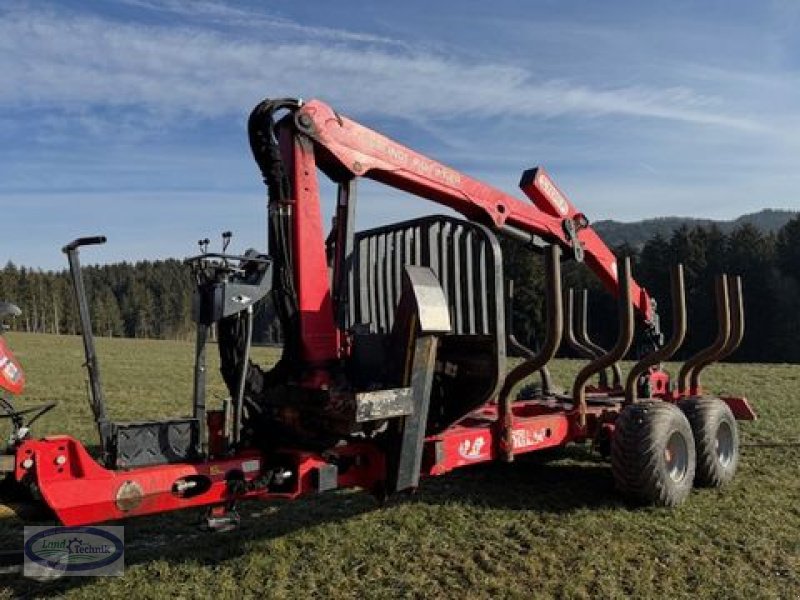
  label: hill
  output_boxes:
[593,208,798,248]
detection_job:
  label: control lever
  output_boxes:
[62,235,113,465]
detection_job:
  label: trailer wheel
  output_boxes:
[679,396,739,488]
[611,401,696,507]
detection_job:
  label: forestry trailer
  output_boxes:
[0,97,755,532]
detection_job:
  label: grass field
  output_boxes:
[1,332,798,599]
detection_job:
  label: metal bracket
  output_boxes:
[625,264,687,404]
[505,280,553,394]
[572,256,635,428]
[576,289,622,389]
[678,274,744,395]
[497,245,563,461]
[562,218,584,262]
[563,289,604,383]
[389,266,451,492]
[202,505,241,533]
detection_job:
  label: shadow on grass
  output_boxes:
[413,449,621,513]
[1,447,621,598]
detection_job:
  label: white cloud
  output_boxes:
[115,0,407,46]
[0,5,762,131]
[1,0,797,261]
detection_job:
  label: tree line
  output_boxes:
[1,215,799,363]
[507,215,800,364]
[0,260,195,340]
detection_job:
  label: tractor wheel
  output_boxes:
[611,401,696,507]
[679,396,739,488]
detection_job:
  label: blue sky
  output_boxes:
[1,0,798,269]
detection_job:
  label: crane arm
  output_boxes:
[248,97,659,366]
[293,99,655,324]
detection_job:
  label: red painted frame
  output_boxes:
[9,399,612,526]
[1,98,754,527]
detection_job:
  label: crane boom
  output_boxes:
[249,97,659,366]
[295,99,655,320]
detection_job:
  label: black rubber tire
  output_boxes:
[678,396,739,488]
[611,401,696,507]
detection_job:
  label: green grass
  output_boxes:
[1,332,798,599]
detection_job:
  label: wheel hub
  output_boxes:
[715,421,734,467]
[664,430,689,482]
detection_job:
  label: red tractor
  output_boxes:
[0,98,754,532]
